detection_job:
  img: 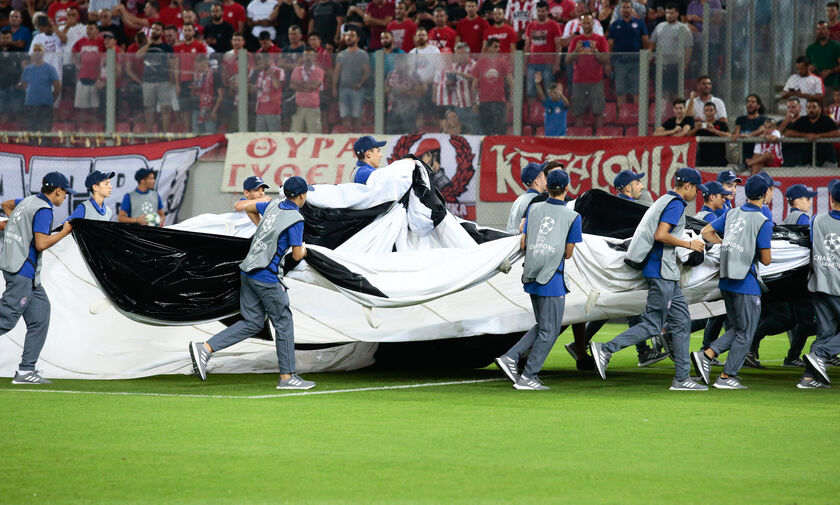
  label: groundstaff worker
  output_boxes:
[589,168,707,390]
[352,135,387,184]
[506,162,546,234]
[67,171,115,221]
[693,175,773,389]
[189,176,316,390]
[0,172,75,384]
[118,168,165,226]
[495,169,581,390]
[800,181,840,389]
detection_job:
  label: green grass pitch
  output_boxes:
[1,325,838,505]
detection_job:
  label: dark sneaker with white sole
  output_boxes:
[804,353,830,384]
[797,377,831,389]
[189,341,211,381]
[564,342,578,361]
[514,375,549,390]
[710,357,725,367]
[669,378,708,391]
[637,349,669,367]
[825,356,840,367]
[743,352,764,369]
[276,374,316,390]
[11,370,52,385]
[589,342,611,380]
[713,375,747,389]
[691,351,712,385]
[495,355,520,384]
[783,357,805,367]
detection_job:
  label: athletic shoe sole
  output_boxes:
[590,343,607,380]
[494,357,519,384]
[713,380,747,390]
[564,342,578,361]
[638,352,669,367]
[804,354,830,384]
[690,351,711,386]
[189,342,207,381]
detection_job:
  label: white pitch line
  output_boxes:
[0,377,507,400]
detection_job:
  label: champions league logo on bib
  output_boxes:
[532,216,557,256]
[825,233,840,253]
[140,201,155,215]
[251,212,277,254]
[729,218,746,234]
[539,216,555,235]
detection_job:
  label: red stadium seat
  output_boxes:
[565,111,575,126]
[51,122,74,132]
[83,122,105,133]
[624,126,638,136]
[535,127,545,136]
[331,125,350,133]
[596,126,623,137]
[602,102,617,125]
[525,101,544,126]
[648,103,657,125]
[132,123,148,133]
[566,126,593,136]
[617,103,639,126]
[116,122,131,133]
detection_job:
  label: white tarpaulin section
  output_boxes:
[0,159,811,379]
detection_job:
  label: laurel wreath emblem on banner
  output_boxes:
[389,134,475,203]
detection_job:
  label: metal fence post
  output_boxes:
[237,50,248,132]
[701,2,709,76]
[748,0,756,96]
[374,50,385,135]
[654,49,663,127]
[513,50,524,136]
[724,6,733,111]
[105,48,116,135]
[639,50,649,135]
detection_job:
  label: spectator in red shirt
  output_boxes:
[429,7,456,52]
[174,23,206,127]
[548,0,575,22]
[290,46,325,133]
[456,0,488,54]
[365,0,395,51]
[72,21,105,125]
[257,30,282,52]
[483,7,517,52]
[829,2,840,43]
[115,1,161,40]
[524,1,561,97]
[472,37,512,134]
[223,0,246,34]
[125,32,147,119]
[566,12,609,129]
[387,1,417,52]
[191,54,222,133]
[253,52,285,130]
[159,0,185,28]
[48,0,77,27]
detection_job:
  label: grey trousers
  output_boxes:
[809,292,840,359]
[0,271,50,371]
[506,294,565,378]
[207,274,296,374]
[603,278,691,381]
[709,290,762,376]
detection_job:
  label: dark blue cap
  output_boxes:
[135,168,156,182]
[702,180,732,196]
[716,170,742,184]
[757,172,781,187]
[674,167,708,193]
[85,170,114,190]
[613,170,644,190]
[831,180,840,202]
[243,176,269,191]
[353,135,387,155]
[828,178,839,193]
[283,176,314,197]
[785,184,818,200]
[744,174,770,200]
[42,172,75,193]
[546,169,569,190]
[520,162,545,185]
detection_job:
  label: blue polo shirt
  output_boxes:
[243,199,304,284]
[522,198,583,296]
[617,193,634,200]
[13,194,53,280]
[67,198,108,221]
[811,210,840,244]
[353,161,376,184]
[790,212,810,226]
[607,17,648,52]
[120,189,164,216]
[760,204,773,222]
[700,205,718,223]
[642,191,686,279]
[711,203,773,296]
[542,98,568,136]
[723,199,732,211]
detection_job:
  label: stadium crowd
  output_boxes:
[0,0,836,161]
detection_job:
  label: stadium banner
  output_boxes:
[0,135,224,225]
[699,171,838,223]
[479,136,697,202]
[383,134,480,220]
[224,133,481,220]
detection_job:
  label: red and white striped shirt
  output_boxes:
[434,60,477,108]
[754,130,783,165]
[505,0,536,35]
[829,103,840,124]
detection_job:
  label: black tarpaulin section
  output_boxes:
[300,201,393,249]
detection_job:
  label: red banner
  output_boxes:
[699,171,838,223]
[480,136,697,201]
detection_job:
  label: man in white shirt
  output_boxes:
[247,0,278,40]
[782,55,826,115]
[560,0,602,47]
[408,26,441,83]
[30,14,66,86]
[686,75,727,122]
